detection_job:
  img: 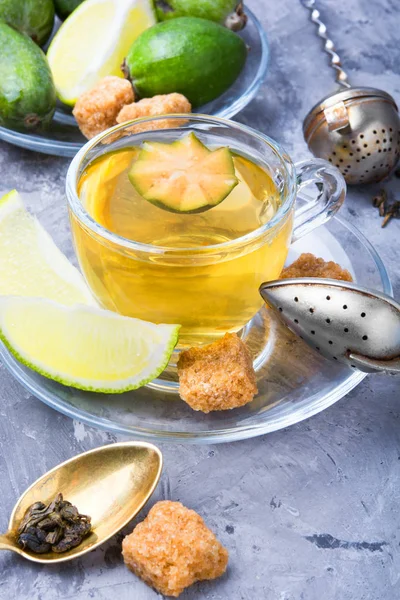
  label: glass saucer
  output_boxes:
[0,8,268,158]
[0,214,391,444]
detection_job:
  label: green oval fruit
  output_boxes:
[0,0,55,46]
[0,22,56,130]
[155,0,247,30]
[124,17,247,107]
[54,0,84,21]
[129,132,238,213]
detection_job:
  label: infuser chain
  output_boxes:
[301,0,351,89]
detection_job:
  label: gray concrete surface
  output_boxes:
[0,0,399,598]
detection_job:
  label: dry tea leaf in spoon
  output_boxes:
[17,493,91,554]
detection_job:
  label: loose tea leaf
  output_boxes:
[372,189,387,209]
[372,189,400,228]
[17,493,91,554]
[52,521,91,553]
[381,200,400,228]
[18,527,51,554]
[45,528,63,545]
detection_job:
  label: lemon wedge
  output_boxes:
[0,190,94,306]
[0,297,180,392]
[47,0,156,106]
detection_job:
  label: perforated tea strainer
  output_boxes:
[259,279,400,375]
[302,0,400,185]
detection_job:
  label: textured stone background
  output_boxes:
[0,0,399,598]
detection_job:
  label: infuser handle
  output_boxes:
[347,354,400,375]
[301,0,351,89]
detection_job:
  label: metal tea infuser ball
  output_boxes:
[302,0,400,185]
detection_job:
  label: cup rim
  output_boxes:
[66,114,297,255]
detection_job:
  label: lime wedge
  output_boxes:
[0,297,180,392]
[47,0,156,106]
[0,190,93,306]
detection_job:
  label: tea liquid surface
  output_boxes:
[79,147,281,247]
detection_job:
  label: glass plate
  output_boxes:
[0,8,268,158]
[0,215,392,444]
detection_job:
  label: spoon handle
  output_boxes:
[301,0,351,88]
[0,533,14,551]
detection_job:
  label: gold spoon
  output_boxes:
[0,441,162,563]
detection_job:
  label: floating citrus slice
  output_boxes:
[129,132,239,213]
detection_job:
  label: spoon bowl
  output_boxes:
[0,442,162,563]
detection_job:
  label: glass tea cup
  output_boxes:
[66,115,346,349]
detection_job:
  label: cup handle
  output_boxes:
[292,158,346,242]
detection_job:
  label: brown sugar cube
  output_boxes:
[116,93,191,133]
[73,76,135,139]
[281,252,353,282]
[122,501,228,597]
[177,333,258,413]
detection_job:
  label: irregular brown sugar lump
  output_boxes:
[73,76,134,139]
[177,333,258,413]
[116,93,191,134]
[122,501,228,597]
[281,252,353,282]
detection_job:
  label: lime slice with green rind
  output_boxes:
[0,297,180,393]
[129,132,239,213]
[0,190,94,306]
